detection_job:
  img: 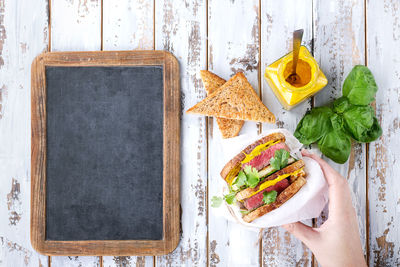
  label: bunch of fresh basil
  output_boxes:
[294,65,382,164]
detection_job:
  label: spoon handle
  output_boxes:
[292,29,304,74]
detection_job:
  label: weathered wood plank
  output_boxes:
[260,0,313,266]
[50,256,100,267]
[51,0,101,51]
[0,0,48,266]
[155,0,208,266]
[50,0,101,265]
[103,0,154,50]
[367,0,400,266]
[102,256,152,267]
[102,1,154,266]
[207,0,261,266]
[312,1,367,264]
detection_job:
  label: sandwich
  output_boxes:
[199,70,244,139]
[216,132,307,223]
[187,72,275,123]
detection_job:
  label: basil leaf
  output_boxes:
[333,96,352,114]
[293,66,382,165]
[244,165,260,188]
[343,106,382,142]
[294,107,334,145]
[224,191,237,205]
[211,196,223,208]
[362,117,383,142]
[270,149,290,171]
[343,65,378,106]
[330,113,346,132]
[263,190,278,205]
[318,129,351,164]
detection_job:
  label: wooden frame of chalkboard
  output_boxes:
[30,51,180,256]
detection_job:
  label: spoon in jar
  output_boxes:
[286,29,304,85]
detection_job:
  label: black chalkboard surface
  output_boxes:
[31,51,180,256]
[46,66,164,241]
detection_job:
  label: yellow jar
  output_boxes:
[264,46,328,110]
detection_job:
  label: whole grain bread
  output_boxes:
[200,70,225,94]
[236,159,305,201]
[242,176,307,223]
[187,72,276,123]
[200,70,244,138]
[220,132,286,181]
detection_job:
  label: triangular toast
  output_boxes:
[200,70,244,138]
[187,72,275,123]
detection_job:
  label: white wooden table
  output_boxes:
[0,0,399,266]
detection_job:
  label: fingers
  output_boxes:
[282,222,318,247]
[301,149,342,187]
[301,149,352,218]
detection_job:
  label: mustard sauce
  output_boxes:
[284,59,312,87]
[245,167,304,199]
[264,46,327,110]
[241,140,280,165]
[229,140,282,186]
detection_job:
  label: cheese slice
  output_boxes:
[241,140,281,165]
[245,168,304,199]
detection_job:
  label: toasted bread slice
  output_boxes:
[215,118,244,138]
[200,70,244,139]
[187,72,275,123]
[242,176,307,223]
[236,160,305,202]
[200,70,226,94]
[220,132,286,181]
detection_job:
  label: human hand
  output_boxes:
[282,149,367,267]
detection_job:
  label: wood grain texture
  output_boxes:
[102,256,151,267]
[2,0,399,264]
[260,0,313,266]
[102,1,155,266]
[207,1,261,266]
[0,0,48,266]
[51,0,101,51]
[103,0,154,50]
[49,0,101,265]
[367,0,400,266]
[312,1,367,263]
[31,51,180,256]
[155,0,208,266]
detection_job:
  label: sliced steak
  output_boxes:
[243,142,289,171]
[243,179,290,211]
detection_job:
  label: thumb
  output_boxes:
[282,222,318,246]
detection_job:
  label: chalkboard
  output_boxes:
[31,51,180,256]
[46,66,164,241]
